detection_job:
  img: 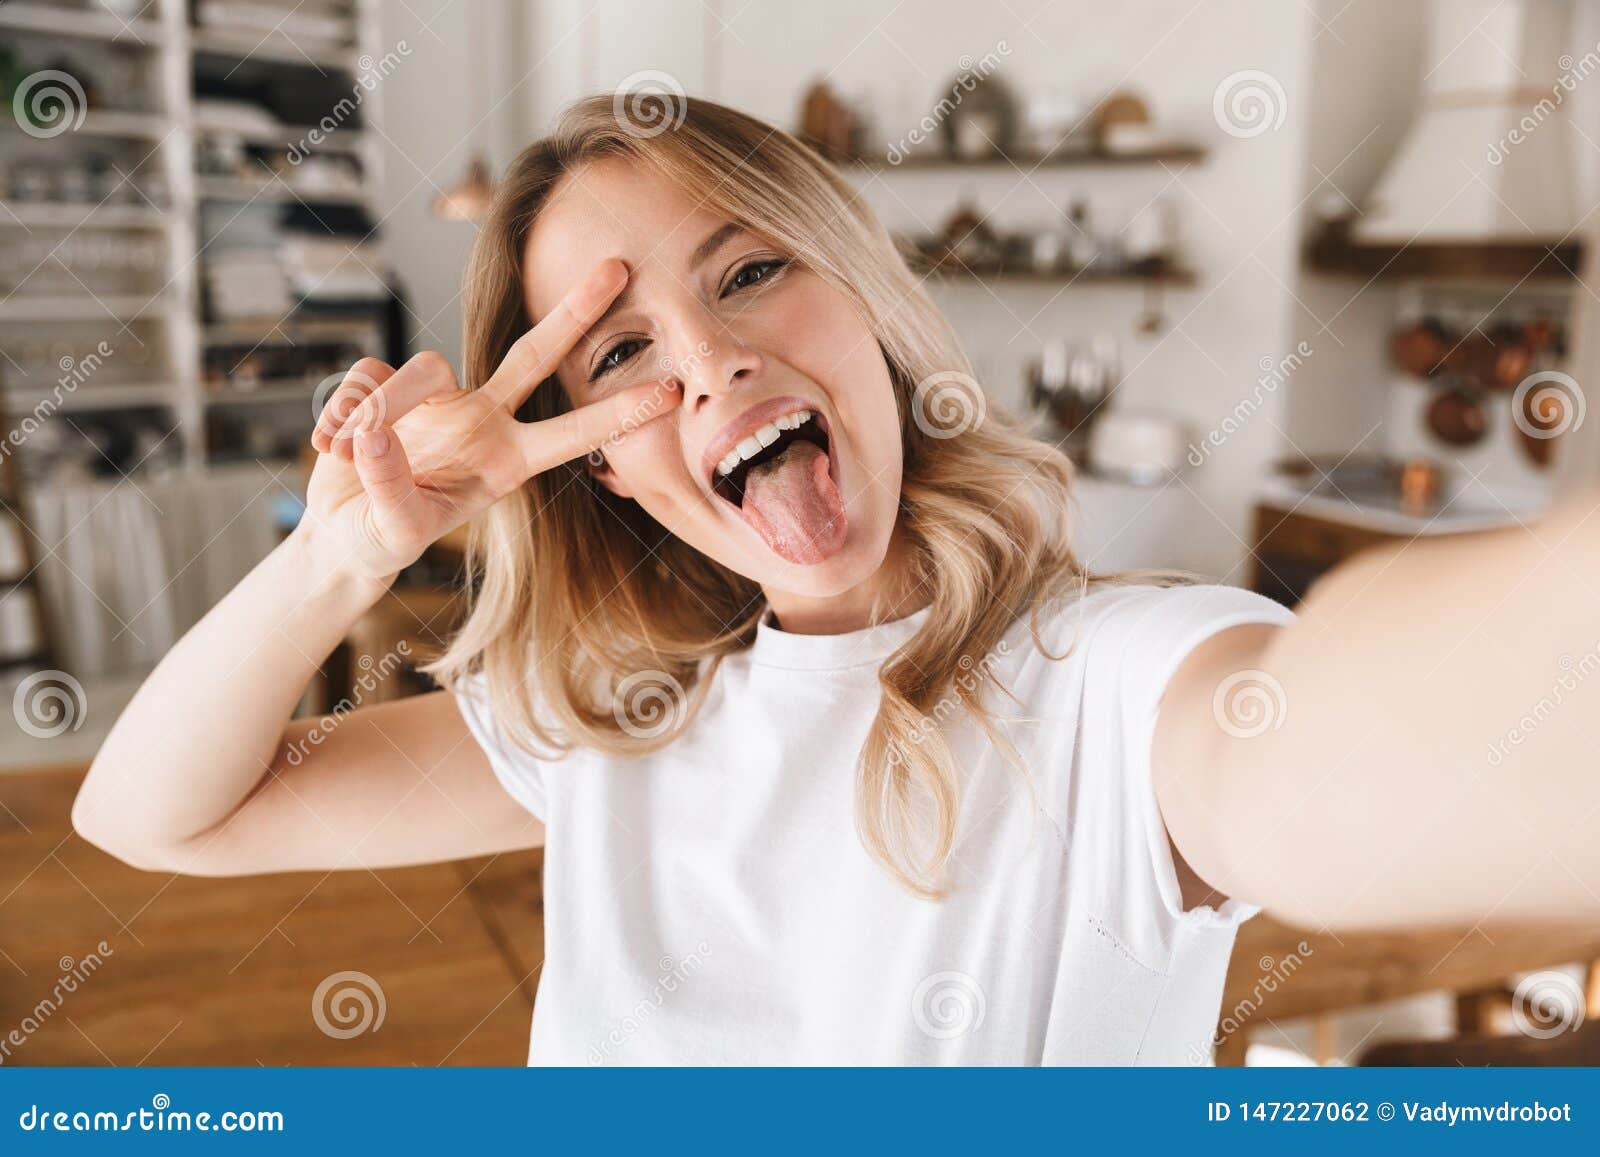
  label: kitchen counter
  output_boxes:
[1254,474,1549,538]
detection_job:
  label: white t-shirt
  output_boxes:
[454,582,1293,1065]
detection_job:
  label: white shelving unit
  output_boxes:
[0,0,388,471]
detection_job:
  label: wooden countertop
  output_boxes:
[0,767,543,1065]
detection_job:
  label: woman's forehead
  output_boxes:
[521,159,727,319]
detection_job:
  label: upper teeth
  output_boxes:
[716,410,814,477]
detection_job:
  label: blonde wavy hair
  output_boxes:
[428,94,1093,898]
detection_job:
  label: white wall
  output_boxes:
[374,0,530,371]
[1286,0,1597,501]
[378,0,1323,577]
[1282,0,1428,457]
[518,0,1320,576]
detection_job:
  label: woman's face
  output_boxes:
[521,156,903,598]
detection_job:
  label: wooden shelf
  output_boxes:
[0,2,165,45]
[1,109,172,142]
[205,378,323,406]
[847,145,1206,171]
[197,176,369,206]
[921,263,1197,288]
[0,295,170,323]
[6,383,177,413]
[203,316,382,347]
[0,0,389,478]
[195,120,368,155]
[190,28,360,72]
[0,201,170,230]
[1307,222,1584,282]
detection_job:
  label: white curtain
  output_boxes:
[25,463,292,678]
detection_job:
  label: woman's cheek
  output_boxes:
[610,417,692,504]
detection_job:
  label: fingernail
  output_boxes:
[357,429,390,456]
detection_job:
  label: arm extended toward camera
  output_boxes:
[1155,490,1600,931]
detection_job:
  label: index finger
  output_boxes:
[480,257,628,411]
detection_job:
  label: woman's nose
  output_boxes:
[669,310,763,411]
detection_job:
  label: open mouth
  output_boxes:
[703,403,848,566]
[710,409,830,506]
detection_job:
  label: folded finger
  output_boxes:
[312,358,394,454]
[353,425,429,538]
[339,351,461,458]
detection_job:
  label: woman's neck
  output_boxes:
[761,528,927,636]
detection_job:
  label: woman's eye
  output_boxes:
[592,338,646,380]
[723,258,786,297]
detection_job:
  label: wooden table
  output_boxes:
[1220,915,1600,1064]
[13,765,1596,1066]
[0,767,543,1066]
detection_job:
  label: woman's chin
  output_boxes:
[748,522,895,599]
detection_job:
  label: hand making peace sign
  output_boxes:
[303,258,679,582]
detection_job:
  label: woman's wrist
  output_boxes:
[284,519,399,609]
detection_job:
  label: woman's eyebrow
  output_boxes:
[572,224,747,353]
[582,282,638,343]
[690,222,744,268]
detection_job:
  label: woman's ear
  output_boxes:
[585,449,635,499]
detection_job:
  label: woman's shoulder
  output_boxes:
[1005,579,1293,672]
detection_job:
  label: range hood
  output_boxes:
[1354,0,1577,245]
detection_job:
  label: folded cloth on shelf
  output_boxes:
[279,239,388,303]
[195,0,353,42]
[25,464,284,678]
[204,249,294,319]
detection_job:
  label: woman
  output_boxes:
[73,96,1600,1065]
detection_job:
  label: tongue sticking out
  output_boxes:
[738,439,847,565]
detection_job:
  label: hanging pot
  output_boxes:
[1487,322,1533,391]
[1391,318,1452,378]
[1513,383,1573,469]
[1425,385,1488,447]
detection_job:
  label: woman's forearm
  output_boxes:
[1202,491,1600,930]
[72,524,392,866]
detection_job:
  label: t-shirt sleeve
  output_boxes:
[451,672,550,822]
[1078,583,1294,930]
